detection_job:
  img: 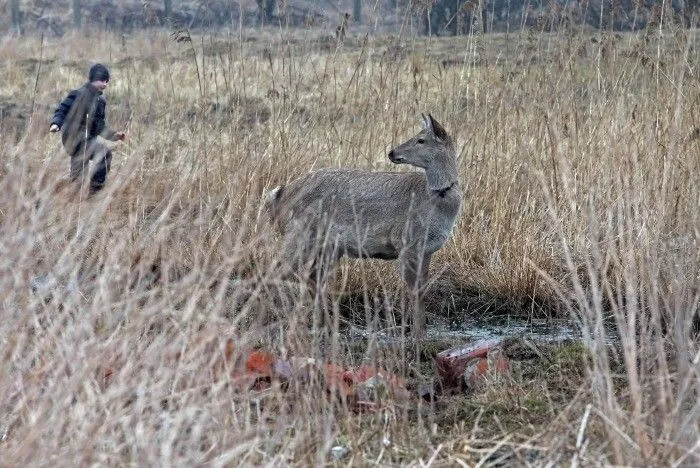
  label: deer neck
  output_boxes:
[424,160,458,199]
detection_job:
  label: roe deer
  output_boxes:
[265,114,461,337]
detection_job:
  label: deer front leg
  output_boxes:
[399,251,431,339]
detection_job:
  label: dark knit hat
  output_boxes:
[88,63,110,82]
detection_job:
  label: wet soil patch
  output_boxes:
[334,277,621,352]
[337,279,567,327]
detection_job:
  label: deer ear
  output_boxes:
[428,114,448,141]
[420,113,433,132]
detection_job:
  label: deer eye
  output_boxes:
[417,138,425,144]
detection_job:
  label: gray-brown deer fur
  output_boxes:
[265,114,461,336]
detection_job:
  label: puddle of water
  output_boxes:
[348,316,619,346]
[430,317,584,343]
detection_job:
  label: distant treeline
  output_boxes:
[5,0,699,36]
[420,0,699,34]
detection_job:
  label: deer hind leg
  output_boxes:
[280,219,343,313]
[282,219,339,281]
[280,222,341,332]
[399,251,432,339]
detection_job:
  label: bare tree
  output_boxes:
[165,0,173,21]
[421,0,489,36]
[353,0,362,24]
[11,0,21,34]
[73,0,81,28]
[256,0,276,23]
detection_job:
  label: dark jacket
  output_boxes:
[51,82,117,155]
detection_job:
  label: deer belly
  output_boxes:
[342,238,400,260]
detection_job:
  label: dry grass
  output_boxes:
[1,21,699,465]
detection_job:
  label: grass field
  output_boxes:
[1,20,699,465]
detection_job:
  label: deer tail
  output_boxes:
[264,185,284,221]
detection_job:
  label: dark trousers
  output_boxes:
[69,139,112,193]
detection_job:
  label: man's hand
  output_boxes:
[115,132,127,141]
[49,124,60,133]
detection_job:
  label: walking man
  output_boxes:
[50,63,126,194]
